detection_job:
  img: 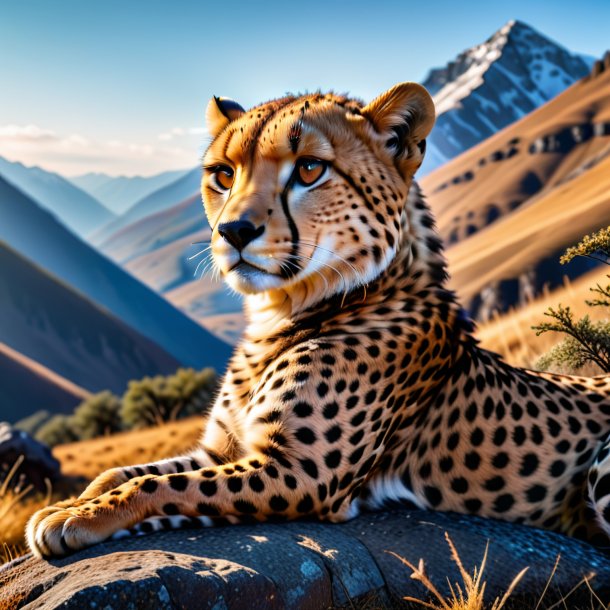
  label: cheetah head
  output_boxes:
[202,83,434,306]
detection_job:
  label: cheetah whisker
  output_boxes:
[188,245,213,261]
[297,240,361,277]
[280,258,330,292]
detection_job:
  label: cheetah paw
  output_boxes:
[26,501,113,559]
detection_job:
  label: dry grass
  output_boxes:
[0,417,204,559]
[389,536,610,610]
[389,532,528,610]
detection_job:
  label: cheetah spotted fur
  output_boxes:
[27,83,610,558]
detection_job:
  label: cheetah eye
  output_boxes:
[209,165,234,190]
[296,158,326,187]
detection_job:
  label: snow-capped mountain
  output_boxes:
[420,20,592,174]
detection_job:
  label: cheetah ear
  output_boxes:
[362,83,435,161]
[205,96,246,138]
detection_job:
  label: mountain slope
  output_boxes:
[91,168,201,245]
[0,341,90,423]
[0,156,114,236]
[101,193,206,267]
[420,20,591,174]
[0,240,182,401]
[421,58,610,317]
[70,169,188,215]
[0,176,232,372]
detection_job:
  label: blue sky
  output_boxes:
[1,0,608,176]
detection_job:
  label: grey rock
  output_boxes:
[1,509,609,609]
[0,422,61,492]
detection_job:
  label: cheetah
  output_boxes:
[27,82,610,558]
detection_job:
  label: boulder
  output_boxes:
[0,422,61,493]
[1,509,609,609]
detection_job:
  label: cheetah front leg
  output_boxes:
[27,398,245,556]
[27,363,381,558]
[77,450,214,499]
[27,449,363,558]
[79,392,245,499]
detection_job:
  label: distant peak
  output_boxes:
[504,18,530,29]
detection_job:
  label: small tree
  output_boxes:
[534,226,610,373]
[35,414,78,447]
[121,368,217,429]
[71,391,122,440]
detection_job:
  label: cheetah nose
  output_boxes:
[218,219,265,251]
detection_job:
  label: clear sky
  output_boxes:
[1,0,608,176]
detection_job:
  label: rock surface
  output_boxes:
[2,509,610,609]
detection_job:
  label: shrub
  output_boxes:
[534,226,610,374]
[121,368,217,429]
[35,415,78,447]
[71,391,122,440]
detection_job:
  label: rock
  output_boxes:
[0,422,61,493]
[1,509,609,609]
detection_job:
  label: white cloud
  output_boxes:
[0,124,57,141]
[158,126,208,141]
[0,123,202,176]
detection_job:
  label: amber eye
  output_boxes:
[296,158,326,186]
[212,166,234,190]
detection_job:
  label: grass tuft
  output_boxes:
[388,532,528,610]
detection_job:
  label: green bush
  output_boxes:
[534,226,610,374]
[121,367,217,429]
[71,391,122,440]
[35,414,79,447]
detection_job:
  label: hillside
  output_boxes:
[91,168,201,245]
[0,156,114,236]
[0,176,232,372]
[70,169,187,215]
[422,57,610,317]
[0,241,182,413]
[100,193,207,272]
[421,20,592,174]
[0,342,90,423]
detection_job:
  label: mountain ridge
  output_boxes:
[70,169,188,215]
[0,156,114,236]
[0,176,232,373]
[91,168,201,245]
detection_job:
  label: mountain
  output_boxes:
[420,20,592,174]
[0,341,90,423]
[0,176,232,372]
[421,54,610,319]
[0,240,182,402]
[0,156,114,236]
[91,168,201,245]
[100,194,206,270]
[70,169,188,215]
